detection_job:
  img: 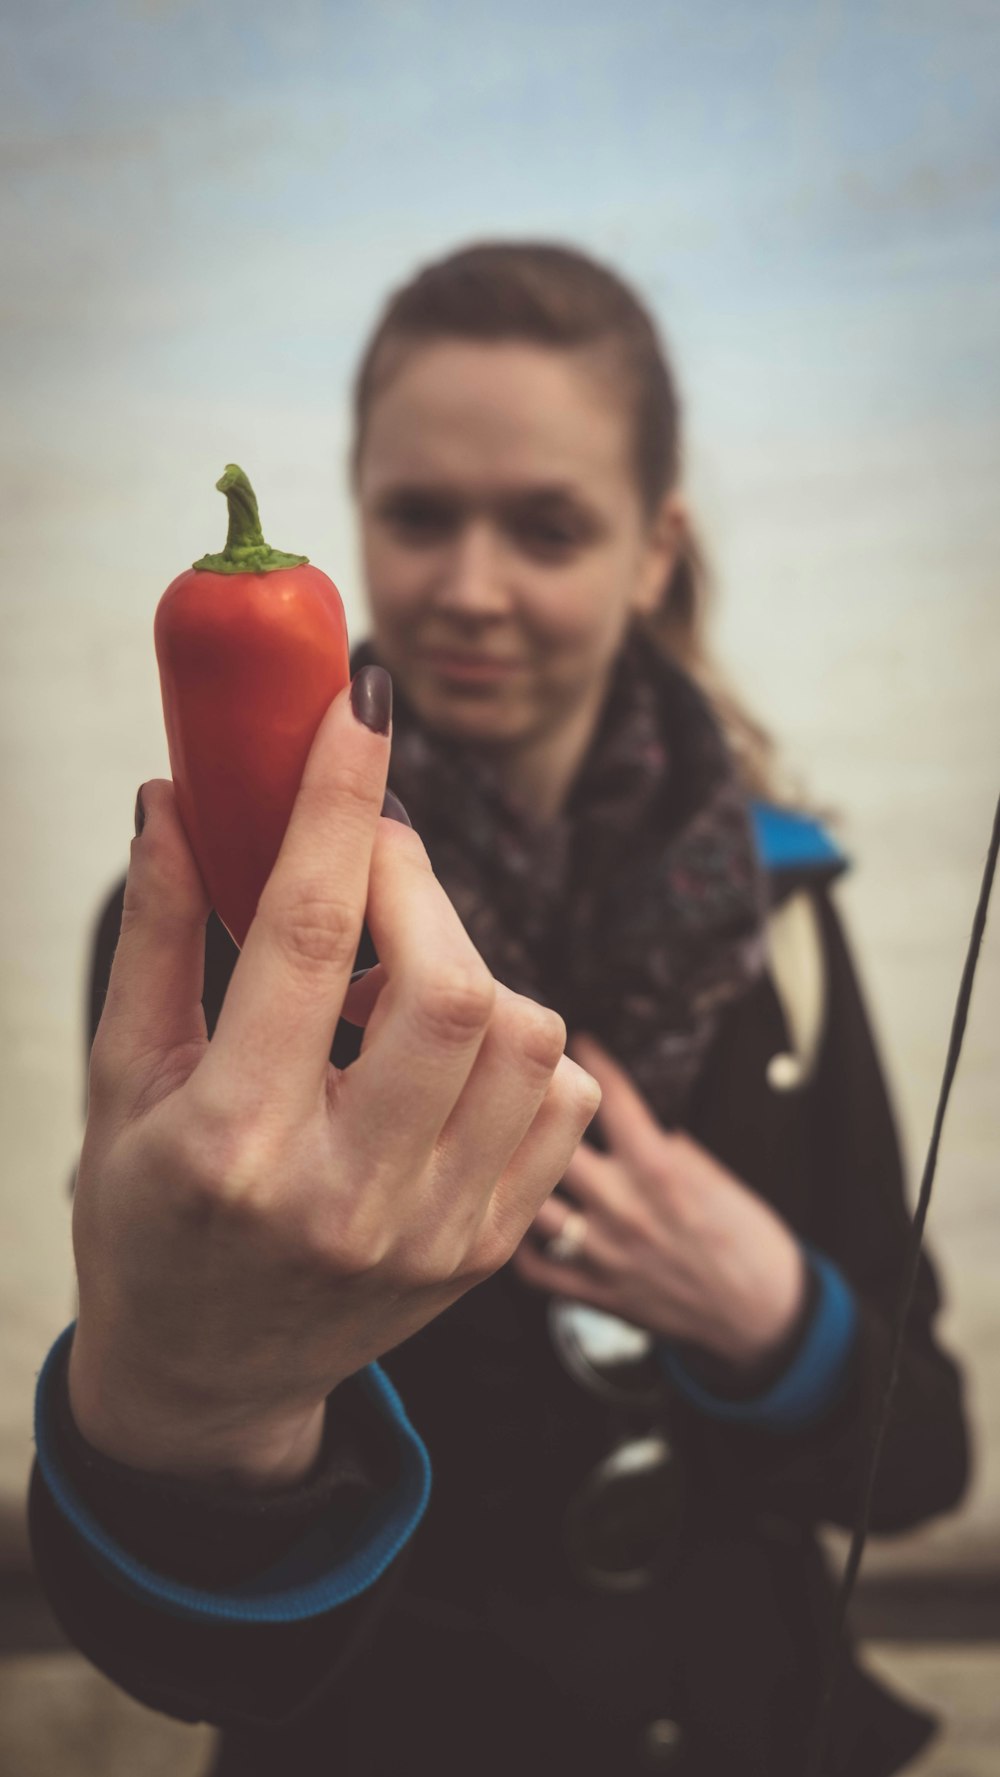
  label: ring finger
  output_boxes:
[421,984,571,1227]
[530,1195,590,1260]
[513,1202,610,1306]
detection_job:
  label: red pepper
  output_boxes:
[154,465,351,947]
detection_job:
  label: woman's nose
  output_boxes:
[432,524,511,618]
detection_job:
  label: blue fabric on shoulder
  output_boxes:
[659,1249,858,1433]
[34,1324,431,1625]
[751,801,847,878]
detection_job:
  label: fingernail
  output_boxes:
[351,666,392,735]
[380,788,412,827]
[134,785,147,837]
[349,967,373,985]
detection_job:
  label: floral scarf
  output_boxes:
[350,624,766,1126]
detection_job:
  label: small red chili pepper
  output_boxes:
[154,465,351,947]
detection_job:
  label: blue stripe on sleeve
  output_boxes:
[659,1250,858,1433]
[34,1324,431,1624]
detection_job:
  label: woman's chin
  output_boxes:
[418,694,527,747]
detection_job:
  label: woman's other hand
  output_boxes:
[514,1033,806,1369]
[68,672,601,1490]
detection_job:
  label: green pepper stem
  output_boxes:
[219,465,267,555]
[192,464,309,575]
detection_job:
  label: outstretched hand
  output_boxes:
[69,675,601,1489]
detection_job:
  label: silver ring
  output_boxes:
[545,1208,588,1265]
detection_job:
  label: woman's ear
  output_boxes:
[633,491,687,617]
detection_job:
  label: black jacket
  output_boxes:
[30,870,968,1777]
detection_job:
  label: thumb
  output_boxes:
[91,780,211,1099]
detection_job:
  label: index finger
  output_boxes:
[200,672,391,1113]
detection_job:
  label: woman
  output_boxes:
[32,243,967,1776]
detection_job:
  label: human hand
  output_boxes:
[514,1034,806,1368]
[69,670,601,1489]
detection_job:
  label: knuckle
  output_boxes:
[664,1129,697,1174]
[174,1093,275,1212]
[300,756,377,824]
[652,1127,683,1181]
[386,1213,484,1291]
[264,881,359,973]
[556,1056,602,1129]
[664,1174,700,1230]
[417,961,496,1044]
[477,1202,529,1275]
[474,1226,519,1282]
[393,1244,457,1293]
[321,1235,382,1282]
[617,1200,649,1246]
[134,1125,224,1225]
[508,1001,567,1073]
[322,1205,393,1279]
[460,1253,496,1292]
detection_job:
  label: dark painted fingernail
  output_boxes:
[351,666,392,735]
[134,785,147,837]
[380,788,412,827]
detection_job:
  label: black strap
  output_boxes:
[806,788,1000,1776]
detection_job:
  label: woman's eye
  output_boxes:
[381,499,456,544]
[512,516,585,560]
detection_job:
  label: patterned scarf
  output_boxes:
[351,624,766,1126]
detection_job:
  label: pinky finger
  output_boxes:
[484,1058,601,1256]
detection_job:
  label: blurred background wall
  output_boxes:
[2,0,998,1603]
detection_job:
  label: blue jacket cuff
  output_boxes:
[34,1324,430,1625]
[658,1249,858,1433]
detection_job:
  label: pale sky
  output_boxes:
[3,0,997,787]
[3,0,999,970]
[7,0,997,794]
[5,1,999,450]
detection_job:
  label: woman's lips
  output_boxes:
[421,650,523,683]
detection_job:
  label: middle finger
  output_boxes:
[341,820,496,1179]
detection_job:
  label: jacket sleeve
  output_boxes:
[30,882,427,1727]
[30,1324,429,1728]
[676,889,970,1535]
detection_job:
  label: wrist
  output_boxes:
[660,1250,858,1431]
[67,1323,326,1491]
[702,1237,810,1369]
[668,1251,820,1402]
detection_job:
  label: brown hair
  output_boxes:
[353,241,781,800]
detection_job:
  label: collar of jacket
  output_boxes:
[751,800,849,904]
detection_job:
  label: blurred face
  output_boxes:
[356,340,676,757]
